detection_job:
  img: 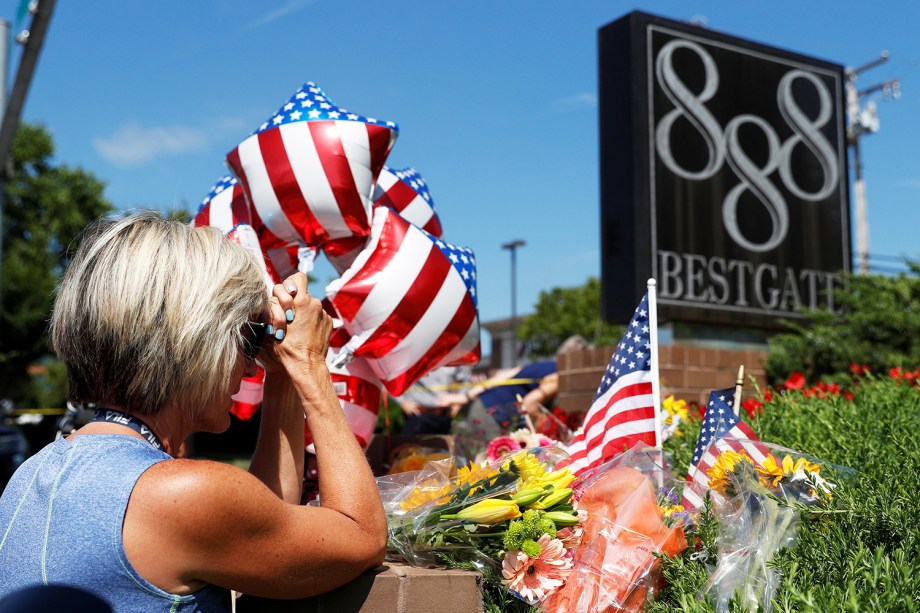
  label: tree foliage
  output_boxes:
[766,265,920,384]
[517,277,623,357]
[0,123,112,405]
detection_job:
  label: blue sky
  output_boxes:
[9,1,920,328]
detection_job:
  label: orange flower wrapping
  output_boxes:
[544,466,687,612]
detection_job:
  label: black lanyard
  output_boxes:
[90,409,164,451]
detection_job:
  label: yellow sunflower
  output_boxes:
[455,460,497,497]
[400,479,451,512]
[706,450,755,494]
[756,454,785,486]
[757,454,822,487]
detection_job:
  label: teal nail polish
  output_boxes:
[266,324,274,335]
[285,309,294,322]
[275,329,285,340]
[286,284,296,293]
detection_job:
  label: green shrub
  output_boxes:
[766,265,920,385]
[656,376,920,611]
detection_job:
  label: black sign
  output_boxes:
[599,12,850,328]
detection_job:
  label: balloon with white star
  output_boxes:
[325,206,480,396]
[226,81,399,273]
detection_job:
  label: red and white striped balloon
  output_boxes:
[326,206,480,397]
[373,166,443,238]
[226,82,398,269]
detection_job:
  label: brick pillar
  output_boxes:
[557,344,768,415]
[237,564,484,613]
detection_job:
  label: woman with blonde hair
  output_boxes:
[0,211,386,611]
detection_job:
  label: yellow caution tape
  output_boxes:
[409,378,542,392]
[10,408,67,416]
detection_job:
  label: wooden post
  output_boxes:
[733,365,745,416]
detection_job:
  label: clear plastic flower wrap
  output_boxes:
[695,437,854,612]
[380,446,575,572]
[541,444,689,612]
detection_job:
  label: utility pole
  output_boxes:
[845,51,900,274]
[501,239,525,366]
[0,0,56,303]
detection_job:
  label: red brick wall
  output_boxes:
[556,344,767,416]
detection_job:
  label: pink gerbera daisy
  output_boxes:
[486,436,523,462]
[501,534,572,603]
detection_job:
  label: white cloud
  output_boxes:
[93,122,208,167]
[552,92,598,112]
[246,0,317,30]
[897,178,920,190]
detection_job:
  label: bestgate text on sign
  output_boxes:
[657,250,841,315]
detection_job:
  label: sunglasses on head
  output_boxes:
[241,320,268,362]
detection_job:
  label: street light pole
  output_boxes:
[502,239,525,365]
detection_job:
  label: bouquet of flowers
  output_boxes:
[699,439,844,612]
[382,447,579,608]
[380,444,690,612]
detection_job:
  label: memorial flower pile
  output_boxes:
[381,445,691,611]
[383,448,580,607]
[484,428,559,462]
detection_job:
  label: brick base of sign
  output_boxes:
[236,564,484,613]
[556,344,768,416]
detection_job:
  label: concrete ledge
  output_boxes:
[236,564,483,613]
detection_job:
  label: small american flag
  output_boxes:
[680,387,767,509]
[566,292,658,475]
[373,166,443,238]
[325,206,480,397]
[226,81,398,264]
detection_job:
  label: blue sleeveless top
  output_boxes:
[0,435,230,612]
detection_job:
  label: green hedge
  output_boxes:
[765,265,920,384]
[655,376,920,611]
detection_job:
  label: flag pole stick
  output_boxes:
[647,278,663,449]
[733,365,745,416]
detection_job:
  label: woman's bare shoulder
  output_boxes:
[133,458,280,517]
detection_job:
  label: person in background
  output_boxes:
[453,335,590,458]
[395,365,472,436]
[0,212,386,611]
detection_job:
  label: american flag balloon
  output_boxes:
[195,176,300,284]
[226,81,398,265]
[223,223,274,423]
[225,224,276,293]
[306,344,384,452]
[231,366,264,421]
[193,175,251,232]
[373,166,443,238]
[325,206,480,397]
[304,299,383,450]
